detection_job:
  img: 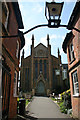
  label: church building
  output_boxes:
[20,34,69,96]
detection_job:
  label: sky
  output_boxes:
[18,0,76,64]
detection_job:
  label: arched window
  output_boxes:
[25,68,29,92]
[35,60,38,79]
[39,60,42,73]
[44,60,47,79]
[28,68,29,91]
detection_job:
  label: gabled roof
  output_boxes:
[34,43,47,49]
[62,1,80,54]
[12,2,24,29]
[51,55,58,59]
[68,1,80,29]
[25,55,31,60]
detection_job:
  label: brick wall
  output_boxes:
[69,65,80,119]
[2,2,21,66]
[66,14,80,119]
[2,2,21,118]
[2,46,18,118]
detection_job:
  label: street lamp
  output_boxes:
[45,1,64,28]
[0,1,80,38]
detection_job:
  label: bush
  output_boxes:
[26,99,29,105]
[51,97,55,101]
[59,102,67,114]
[58,89,72,114]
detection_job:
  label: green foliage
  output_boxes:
[26,99,29,105]
[58,89,72,114]
[59,102,67,114]
[59,101,64,107]
[51,97,56,101]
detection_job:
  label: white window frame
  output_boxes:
[16,40,19,59]
[2,0,9,29]
[72,70,79,96]
[69,42,75,62]
[13,71,18,97]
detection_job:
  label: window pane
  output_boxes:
[71,44,73,51]
[72,71,79,95]
[76,73,78,82]
[40,60,42,73]
[25,68,27,80]
[74,75,76,82]
[76,89,79,93]
[35,60,38,79]
[72,51,75,59]
[69,47,71,61]
[44,60,47,79]
[71,44,74,51]
[75,83,79,88]
[25,68,29,92]
[69,42,75,61]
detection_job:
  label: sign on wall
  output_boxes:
[55,69,60,75]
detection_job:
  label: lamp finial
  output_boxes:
[31,34,34,46]
[47,34,50,46]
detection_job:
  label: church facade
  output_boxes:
[20,34,69,96]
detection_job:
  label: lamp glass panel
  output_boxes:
[47,4,62,17]
[46,7,49,20]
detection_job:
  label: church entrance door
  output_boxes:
[36,81,45,96]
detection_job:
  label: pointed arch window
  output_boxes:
[25,68,29,92]
[35,60,38,79]
[39,60,42,73]
[44,60,47,79]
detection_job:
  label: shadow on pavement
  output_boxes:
[17,115,75,120]
[25,110,38,120]
[17,114,38,120]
